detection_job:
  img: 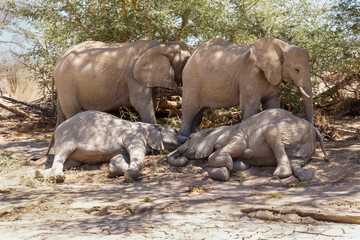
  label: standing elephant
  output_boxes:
[36,110,180,182]
[53,40,190,127]
[168,109,328,182]
[179,37,313,139]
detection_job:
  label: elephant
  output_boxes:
[178,37,313,140]
[167,109,328,182]
[53,40,190,128]
[35,110,180,182]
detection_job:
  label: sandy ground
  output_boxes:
[0,116,359,239]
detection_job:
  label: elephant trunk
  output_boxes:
[296,76,313,124]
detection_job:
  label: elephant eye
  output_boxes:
[295,68,300,73]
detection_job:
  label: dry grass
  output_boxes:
[2,69,42,101]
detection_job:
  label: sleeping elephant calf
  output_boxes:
[167,109,328,182]
[35,111,180,182]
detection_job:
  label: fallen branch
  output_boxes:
[1,95,40,109]
[0,95,53,116]
[316,73,359,100]
[0,102,39,120]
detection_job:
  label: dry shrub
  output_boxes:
[327,98,360,117]
[314,111,343,140]
[199,107,242,130]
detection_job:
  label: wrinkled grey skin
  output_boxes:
[54,40,190,128]
[168,109,328,182]
[179,37,313,141]
[36,111,180,182]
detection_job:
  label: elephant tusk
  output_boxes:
[167,149,179,158]
[299,87,310,98]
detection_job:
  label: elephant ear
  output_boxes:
[133,45,175,89]
[146,125,165,151]
[251,37,282,86]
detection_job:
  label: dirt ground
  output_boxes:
[0,115,359,240]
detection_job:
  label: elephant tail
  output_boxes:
[315,128,329,162]
[51,75,55,113]
[45,134,54,156]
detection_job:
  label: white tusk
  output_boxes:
[167,149,179,158]
[299,87,310,98]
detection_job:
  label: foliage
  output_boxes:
[269,192,285,198]
[289,181,307,188]
[0,0,359,116]
[140,197,153,202]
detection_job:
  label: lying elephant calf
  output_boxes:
[35,110,180,182]
[167,109,328,182]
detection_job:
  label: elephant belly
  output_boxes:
[199,77,240,108]
[68,148,125,164]
[238,157,277,167]
[237,144,277,166]
[78,83,131,112]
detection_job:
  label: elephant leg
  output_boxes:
[208,137,247,170]
[108,154,130,178]
[35,149,72,183]
[129,87,156,124]
[190,109,205,133]
[208,152,233,170]
[264,129,292,178]
[124,145,146,181]
[55,100,66,129]
[58,95,81,121]
[240,95,261,120]
[207,137,247,181]
[179,91,202,140]
[290,160,316,181]
[261,96,280,110]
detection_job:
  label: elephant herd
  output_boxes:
[35,37,328,183]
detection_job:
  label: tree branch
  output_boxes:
[121,0,130,41]
[64,0,95,40]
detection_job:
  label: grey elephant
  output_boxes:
[168,109,328,182]
[53,40,190,128]
[35,110,180,182]
[179,37,313,140]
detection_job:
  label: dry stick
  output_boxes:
[0,102,39,120]
[1,95,40,109]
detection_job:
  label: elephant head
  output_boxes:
[133,42,190,91]
[251,38,313,123]
[146,124,181,152]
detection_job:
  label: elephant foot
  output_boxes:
[208,167,231,181]
[233,160,249,171]
[167,156,189,167]
[35,169,66,183]
[124,169,142,181]
[208,152,233,171]
[108,165,127,178]
[295,167,316,181]
[177,134,188,144]
[273,164,292,179]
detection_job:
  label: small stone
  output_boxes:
[282,213,302,223]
